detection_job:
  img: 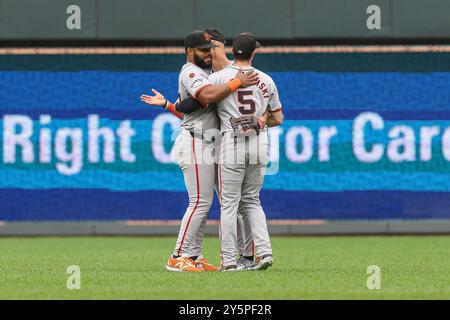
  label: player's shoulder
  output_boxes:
[180,63,209,79]
[211,65,235,77]
[229,65,273,83]
[252,67,274,84]
[209,65,235,83]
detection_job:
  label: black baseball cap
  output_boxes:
[184,30,216,49]
[204,28,226,45]
[232,32,261,59]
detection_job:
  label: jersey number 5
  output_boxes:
[238,91,255,115]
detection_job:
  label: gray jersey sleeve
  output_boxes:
[268,79,282,112]
[180,66,212,99]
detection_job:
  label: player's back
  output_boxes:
[209,64,279,133]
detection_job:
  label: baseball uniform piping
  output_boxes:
[176,137,200,257]
[219,137,224,268]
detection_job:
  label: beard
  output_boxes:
[193,52,212,69]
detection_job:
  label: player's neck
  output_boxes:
[232,60,252,68]
[212,54,231,72]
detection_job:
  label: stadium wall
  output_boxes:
[1,0,450,41]
[0,47,450,234]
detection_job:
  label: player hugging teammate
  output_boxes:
[140,29,283,272]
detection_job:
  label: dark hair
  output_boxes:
[204,28,226,45]
[232,32,260,60]
[232,49,253,60]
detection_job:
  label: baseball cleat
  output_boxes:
[251,255,273,271]
[221,265,239,272]
[195,257,220,271]
[165,256,204,272]
[237,257,255,271]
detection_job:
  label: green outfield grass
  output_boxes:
[0,236,449,299]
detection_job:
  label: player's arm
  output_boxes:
[175,97,204,114]
[266,109,283,126]
[263,80,284,127]
[196,70,259,106]
[257,109,282,128]
[140,89,183,119]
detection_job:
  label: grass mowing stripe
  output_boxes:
[0,236,449,299]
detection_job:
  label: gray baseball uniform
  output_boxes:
[209,64,282,267]
[171,62,254,259]
[237,203,254,257]
[172,62,218,258]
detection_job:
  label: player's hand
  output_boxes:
[236,69,259,88]
[257,116,266,129]
[140,89,167,107]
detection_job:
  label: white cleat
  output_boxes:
[221,265,239,272]
[237,257,255,271]
[251,255,273,271]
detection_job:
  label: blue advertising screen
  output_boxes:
[1,50,449,221]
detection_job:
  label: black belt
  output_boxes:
[190,131,217,143]
[222,131,237,137]
[222,129,263,137]
[189,131,205,140]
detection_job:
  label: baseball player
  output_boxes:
[204,29,257,269]
[208,32,284,271]
[192,29,282,269]
[142,29,282,271]
[141,30,259,272]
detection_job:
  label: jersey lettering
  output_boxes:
[237,90,256,115]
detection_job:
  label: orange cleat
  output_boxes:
[165,256,204,272]
[195,257,220,271]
